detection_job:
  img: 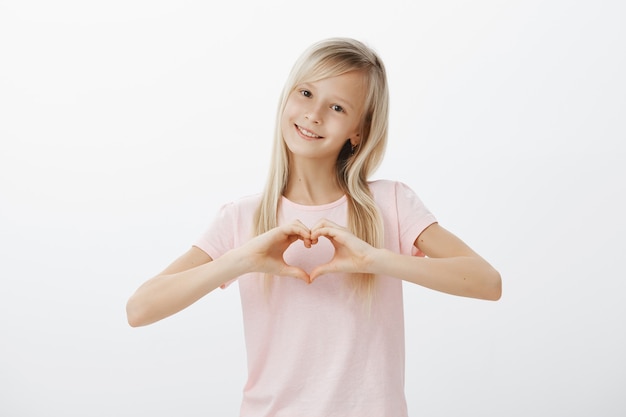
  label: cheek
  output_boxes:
[283,95,300,115]
[348,119,362,139]
[280,108,292,133]
[338,121,358,140]
[280,109,299,144]
[281,102,298,127]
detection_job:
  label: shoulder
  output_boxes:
[369,179,433,218]
[197,192,262,251]
[218,192,263,216]
[234,192,263,210]
[205,192,262,231]
[368,179,418,201]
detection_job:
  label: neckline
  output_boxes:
[281,194,347,211]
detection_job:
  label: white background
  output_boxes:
[1,0,624,416]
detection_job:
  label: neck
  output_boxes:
[283,157,343,205]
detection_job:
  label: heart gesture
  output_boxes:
[239,219,377,284]
[309,219,377,282]
[238,219,314,283]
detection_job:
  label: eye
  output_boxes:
[300,89,312,98]
[331,104,345,113]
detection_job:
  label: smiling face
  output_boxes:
[281,71,367,164]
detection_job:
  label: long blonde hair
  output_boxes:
[254,37,389,296]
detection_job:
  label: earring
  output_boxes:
[351,133,360,155]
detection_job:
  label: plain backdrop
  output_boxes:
[1,0,624,416]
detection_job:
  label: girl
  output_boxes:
[126,37,502,416]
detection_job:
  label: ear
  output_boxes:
[349,133,361,147]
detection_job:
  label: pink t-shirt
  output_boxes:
[195,180,437,417]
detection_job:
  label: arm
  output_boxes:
[126,220,314,327]
[309,221,501,301]
[378,223,501,300]
[126,246,241,327]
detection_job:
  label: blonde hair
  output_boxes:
[254,37,389,297]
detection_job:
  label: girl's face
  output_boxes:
[281,71,367,163]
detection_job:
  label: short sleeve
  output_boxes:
[194,201,238,260]
[193,202,241,289]
[192,194,260,289]
[394,181,437,256]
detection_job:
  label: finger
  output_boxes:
[309,263,333,282]
[285,220,312,238]
[280,266,311,284]
[311,218,341,231]
[311,225,344,243]
[286,233,312,248]
[286,220,314,247]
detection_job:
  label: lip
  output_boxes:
[295,124,323,140]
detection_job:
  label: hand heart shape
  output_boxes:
[244,218,373,284]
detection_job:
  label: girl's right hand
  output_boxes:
[126,220,313,327]
[237,219,312,283]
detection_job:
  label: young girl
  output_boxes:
[126,37,502,416]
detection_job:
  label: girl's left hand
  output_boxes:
[309,219,378,282]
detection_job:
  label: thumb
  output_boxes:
[309,262,334,283]
[280,266,311,284]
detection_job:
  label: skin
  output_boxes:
[281,71,365,205]
[126,71,501,328]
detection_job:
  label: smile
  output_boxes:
[296,124,322,139]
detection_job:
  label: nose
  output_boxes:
[304,104,323,124]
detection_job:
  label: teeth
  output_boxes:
[297,125,321,138]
